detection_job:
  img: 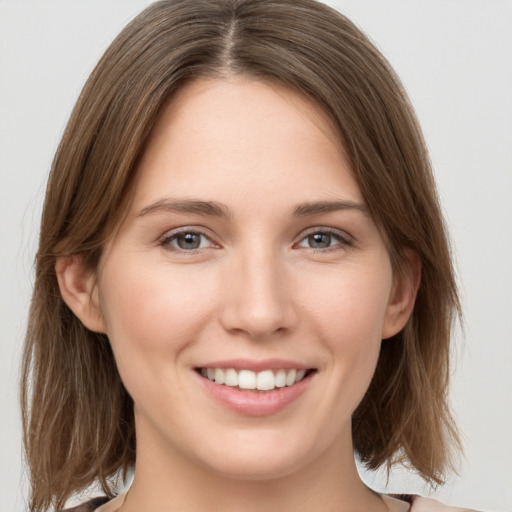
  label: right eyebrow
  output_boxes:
[137,198,232,218]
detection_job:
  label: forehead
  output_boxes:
[129,77,362,214]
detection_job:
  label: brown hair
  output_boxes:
[21,0,461,509]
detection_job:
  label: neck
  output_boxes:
[119,419,387,512]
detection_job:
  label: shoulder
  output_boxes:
[63,493,482,512]
[409,495,481,512]
[60,496,112,512]
[388,494,481,512]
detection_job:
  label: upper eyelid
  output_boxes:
[160,225,214,239]
[297,226,353,241]
[300,226,349,236]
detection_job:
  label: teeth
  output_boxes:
[256,370,275,391]
[201,367,310,391]
[275,369,286,388]
[238,369,256,389]
[295,369,306,382]
[285,369,297,386]
[214,368,225,385]
[224,368,238,387]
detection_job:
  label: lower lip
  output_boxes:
[195,371,314,416]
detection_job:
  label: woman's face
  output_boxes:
[85,78,412,480]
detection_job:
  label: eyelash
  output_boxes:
[159,228,216,253]
[159,227,353,254]
[294,227,353,252]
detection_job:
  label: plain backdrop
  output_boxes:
[1,1,511,511]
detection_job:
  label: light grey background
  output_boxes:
[1,1,511,511]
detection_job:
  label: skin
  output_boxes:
[57,78,418,512]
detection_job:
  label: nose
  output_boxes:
[219,247,297,340]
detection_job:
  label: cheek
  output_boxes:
[97,257,219,378]
[302,262,392,398]
[304,261,392,347]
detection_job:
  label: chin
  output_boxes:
[188,428,325,482]
[203,453,305,482]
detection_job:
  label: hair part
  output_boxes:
[22,1,461,509]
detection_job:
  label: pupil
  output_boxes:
[309,233,331,248]
[178,233,200,250]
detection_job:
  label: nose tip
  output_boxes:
[219,257,296,340]
[227,298,288,340]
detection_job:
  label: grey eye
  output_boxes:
[162,231,212,251]
[306,233,333,249]
[175,232,203,250]
[296,229,352,251]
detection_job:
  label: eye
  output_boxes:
[296,229,352,250]
[161,230,214,252]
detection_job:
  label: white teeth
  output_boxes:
[285,369,297,386]
[224,368,239,387]
[214,368,225,385]
[275,369,286,388]
[238,369,256,389]
[201,367,310,391]
[295,369,306,382]
[256,370,275,391]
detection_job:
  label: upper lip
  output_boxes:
[195,359,314,372]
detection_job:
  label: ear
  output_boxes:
[382,249,421,340]
[55,255,107,333]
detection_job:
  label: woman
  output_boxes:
[21,1,476,510]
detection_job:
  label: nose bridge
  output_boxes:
[220,242,295,339]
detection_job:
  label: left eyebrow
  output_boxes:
[293,200,367,217]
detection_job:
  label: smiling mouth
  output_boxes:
[196,367,317,392]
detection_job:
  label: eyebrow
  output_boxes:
[137,198,231,218]
[292,200,367,216]
[137,198,366,218]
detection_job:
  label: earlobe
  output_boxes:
[382,249,421,340]
[55,255,107,333]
